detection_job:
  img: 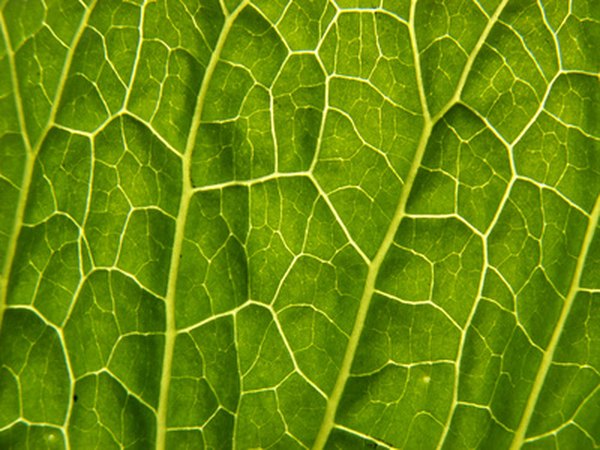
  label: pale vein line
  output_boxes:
[509,194,600,449]
[192,170,308,193]
[430,0,510,124]
[524,384,600,443]
[312,0,433,446]
[0,13,33,331]
[0,1,97,331]
[333,424,394,449]
[313,0,511,446]
[433,3,515,446]
[154,2,249,449]
[0,14,32,152]
[308,174,371,264]
[123,0,149,109]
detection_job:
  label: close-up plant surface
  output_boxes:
[0,0,598,448]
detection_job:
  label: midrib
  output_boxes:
[311,118,433,449]
[0,2,97,332]
[0,10,33,332]
[312,0,510,447]
[509,195,600,449]
[154,2,249,449]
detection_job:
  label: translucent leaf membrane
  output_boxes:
[0,0,598,449]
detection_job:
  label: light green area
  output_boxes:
[0,0,598,449]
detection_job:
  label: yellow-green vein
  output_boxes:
[154,2,249,449]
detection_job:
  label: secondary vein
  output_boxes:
[313,0,510,446]
[0,2,97,332]
[509,194,600,450]
[312,0,433,446]
[154,2,249,449]
[0,13,33,332]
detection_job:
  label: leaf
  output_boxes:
[0,0,598,449]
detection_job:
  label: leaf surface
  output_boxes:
[0,0,599,449]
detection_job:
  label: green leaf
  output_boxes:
[1,0,598,449]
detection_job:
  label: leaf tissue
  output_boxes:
[0,0,598,448]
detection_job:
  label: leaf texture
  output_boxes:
[0,0,599,449]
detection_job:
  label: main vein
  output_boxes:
[154,2,248,449]
[312,1,432,446]
[0,3,96,331]
[0,13,32,330]
[312,119,432,450]
[313,0,510,446]
[509,194,600,449]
